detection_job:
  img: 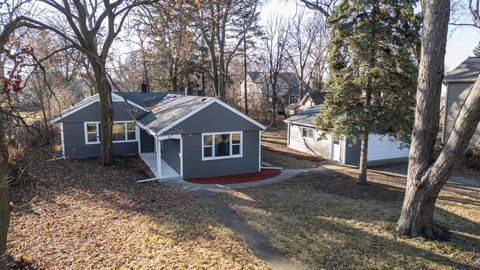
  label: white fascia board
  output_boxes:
[51,93,149,124]
[50,94,100,124]
[134,120,157,136]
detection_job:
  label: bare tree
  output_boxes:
[287,9,328,99]
[261,16,289,127]
[22,0,152,165]
[396,0,480,239]
[297,0,337,17]
[193,0,260,101]
[0,1,34,268]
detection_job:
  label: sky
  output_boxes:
[261,0,480,71]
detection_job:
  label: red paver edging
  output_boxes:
[185,169,281,184]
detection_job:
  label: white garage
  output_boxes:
[284,106,410,166]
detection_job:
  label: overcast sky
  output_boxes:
[261,0,480,71]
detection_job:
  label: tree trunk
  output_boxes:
[270,97,277,128]
[91,61,114,165]
[0,115,10,270]
[396,0,457,239]
[358,131,369,185]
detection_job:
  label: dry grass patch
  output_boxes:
[221,168,480,269]
[8,156,267,269]
[261,129,324,168]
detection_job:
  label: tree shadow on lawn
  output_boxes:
[10,155,221,241]
[221,169,480,269]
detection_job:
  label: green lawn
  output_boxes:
[220,167,480,269]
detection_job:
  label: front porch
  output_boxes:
[137,128,183,179]
[140,153,180,179]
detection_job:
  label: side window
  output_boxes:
[301,127,315,139]
[203,134,213,158]
[85,122,100,144]
[232,132,241,155]
[202,132,242,160]
[112,123,126,141]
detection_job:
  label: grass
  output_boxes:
[8,156,267,269]
[261,128,324,169]
[220,167,480,269]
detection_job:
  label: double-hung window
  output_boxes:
[85,122,100,144]
[301,127,315,139]
[84,121,136,144]
[202,132,242,160]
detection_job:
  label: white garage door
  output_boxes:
[367,134,409,161]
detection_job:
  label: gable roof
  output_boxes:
[50,92,151,124]
[284,105,322,127]
[135,95,266,135]
[302,91,326,105]
[52,91,266,134]
[444,57,480,82]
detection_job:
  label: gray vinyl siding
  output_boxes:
[161,139,181,174]
[61,101,141,159]
[163,102,261,135]
[140,129,154,153]
[63,122,138,158]
[287,124,330,158]
[182,130,260,178]
[60,101,145,123]
[444,82,480,147]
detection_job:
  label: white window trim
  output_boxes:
[84,121,138,145]
[84,122,100,145]
[301,127,315,140]
[201,131,243,161]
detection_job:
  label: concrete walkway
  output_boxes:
[196,190,304,270]
[145,168,318,270]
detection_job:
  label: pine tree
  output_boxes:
[316,0,419,184]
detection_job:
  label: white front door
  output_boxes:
[332,137,341,162]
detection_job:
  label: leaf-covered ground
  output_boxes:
[8,156,267,269]
[221,167,480,269]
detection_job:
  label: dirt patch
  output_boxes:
[186,169,281,184]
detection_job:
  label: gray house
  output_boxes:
[443,56,480,147]
[285,105,410,166]
[51,92,266,179]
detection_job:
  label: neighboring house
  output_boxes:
[284,105,410,166]
[239,72,312,109]
[298,91,326,111]
[51,91,266,179]
[443,56,480,148]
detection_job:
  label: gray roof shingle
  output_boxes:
[116,92,172,108]
[284,105,322,127]
[137,95,215,134]
[444,57,480,82]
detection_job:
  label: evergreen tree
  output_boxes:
[316,0,419,184]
